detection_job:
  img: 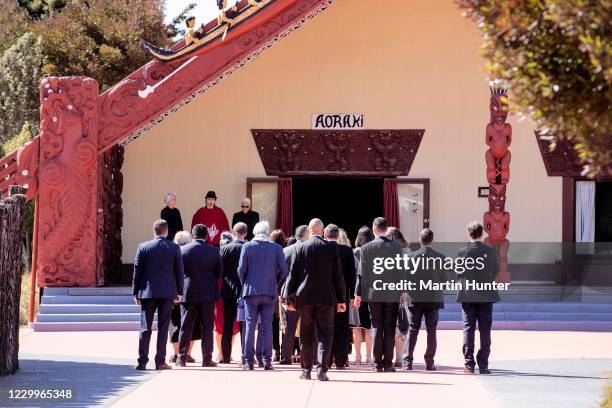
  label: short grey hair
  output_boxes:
[219,231,234,246]
[164,192,177,205]
[233,222,248,236]
[253,220,270,236]
[324,223,340,239]
[295,225,308,240]
[173,230,192,246]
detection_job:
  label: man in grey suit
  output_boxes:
[238,221,288,371]
[133,219,184,371]
[177,224,223,367]
[456,221,499,375]
[278,224,308,365]
[403,228,446,371]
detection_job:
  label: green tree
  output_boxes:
[18,0,68,20]
[0,0,30,53]
[0,33,43,148]
[33,0,173,91]
[457,0,611,176]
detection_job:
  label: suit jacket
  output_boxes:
[238,238,288,298]
[406,245,446,309]
[219,239,244,299]
[180,239,223,302]
[279,240,304,297]
[231,210,260,241]
[355,236,403,299]
[455,241,500,303]
[132,236,184,299]
[338,244,357,301]
[283,236,346,307]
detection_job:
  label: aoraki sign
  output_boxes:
[312,113,364,129]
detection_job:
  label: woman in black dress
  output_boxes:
[160,192,183,242]
[352,226,375,365]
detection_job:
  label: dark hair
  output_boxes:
[217,0,224,9]
[355,226,375,248]
[286,236,298,246]
[192,224,208,240]
[294,225,308,240]
[419,228,434,245]
[185,16,195,26]
[269,229,286,247]
[373,217,388,232]
[324,223,340,239]
[219,231,233,247]
[467,221,484,239]
[386,227,407,247]
[153,219,168,235]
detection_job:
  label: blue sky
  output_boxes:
[164,0,240,24]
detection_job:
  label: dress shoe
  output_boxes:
[175,360,186,367]
[299,370,311,380]
[264,364,274,371]
[373,367,384,373]
[273,351,280,362]
[169,354,177,363]
[186,355,195,363]
[393,361,402,368]
[335,365,346,370]
[426,364,437,371]
[258,361,265,368]
[479,368,492,375]
[402,362,413,371]
[202,361,218,367]
[155,363,172,370]
[317,371,329,381]
[384,366,396,373]
[243,363,255,371]
[278,359,292,365]
[135,364,147,370]
[464,366,475,374]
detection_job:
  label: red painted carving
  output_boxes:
[37,77,99,287]
[97,0,332,152]
[483,82,510,283]
[252,129,424,176]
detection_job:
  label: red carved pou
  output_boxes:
[37,77,99,286]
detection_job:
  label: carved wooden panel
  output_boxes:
[535,132,584,177]
[97,0,335,152]
[37,77,99,287]
[251,129,424,176]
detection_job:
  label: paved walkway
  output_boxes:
[0,330,610,407]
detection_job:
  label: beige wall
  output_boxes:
[121,0,561,262]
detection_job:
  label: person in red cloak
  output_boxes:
[191,191,230,247]
[191,190,232,360]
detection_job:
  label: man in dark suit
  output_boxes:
[456,221,499,375]
[283,218,347,381]
[231,197,260,241]
[218,222,247,363]
[324,223,356,370]
[133,219,184,370]
[279,225,309,365]
[354,217,402,372]
[176,224,223,367]
[238,221,288,370]
[403,228,446,371]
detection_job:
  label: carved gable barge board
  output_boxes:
[252,129,424,176]
[98,0,337,153]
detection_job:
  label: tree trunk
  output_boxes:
[0,186,26,376]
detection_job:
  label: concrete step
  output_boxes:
[39,304,141,314]
[33,321,157,332]
[36,313,157,322]
[41,295,135,304]
[437,321,612,331]
[437,312,612,321]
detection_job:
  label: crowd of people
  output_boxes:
[132,191,499,380]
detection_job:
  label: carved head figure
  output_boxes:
[488,183,507,213]
[489,80,509,125]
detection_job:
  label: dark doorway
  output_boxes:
[292,177,384,243]
[595,181,612,242]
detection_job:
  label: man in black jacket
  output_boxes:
[231,198,259,241]
[456,221,499,375]
[177,224,223,367]
[133,219,184,371]
[403,228,446,371]
[283,218,346,381]
[324,223,356,370]
[354,217,402,372]
[218,222,247,363]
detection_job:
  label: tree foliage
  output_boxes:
[458,0,611,176]
[18,0,68,20]
[0,0,30,53]
[32,0,172,91]
[0,33,43,149]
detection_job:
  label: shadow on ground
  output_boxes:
[0,355,155,407]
